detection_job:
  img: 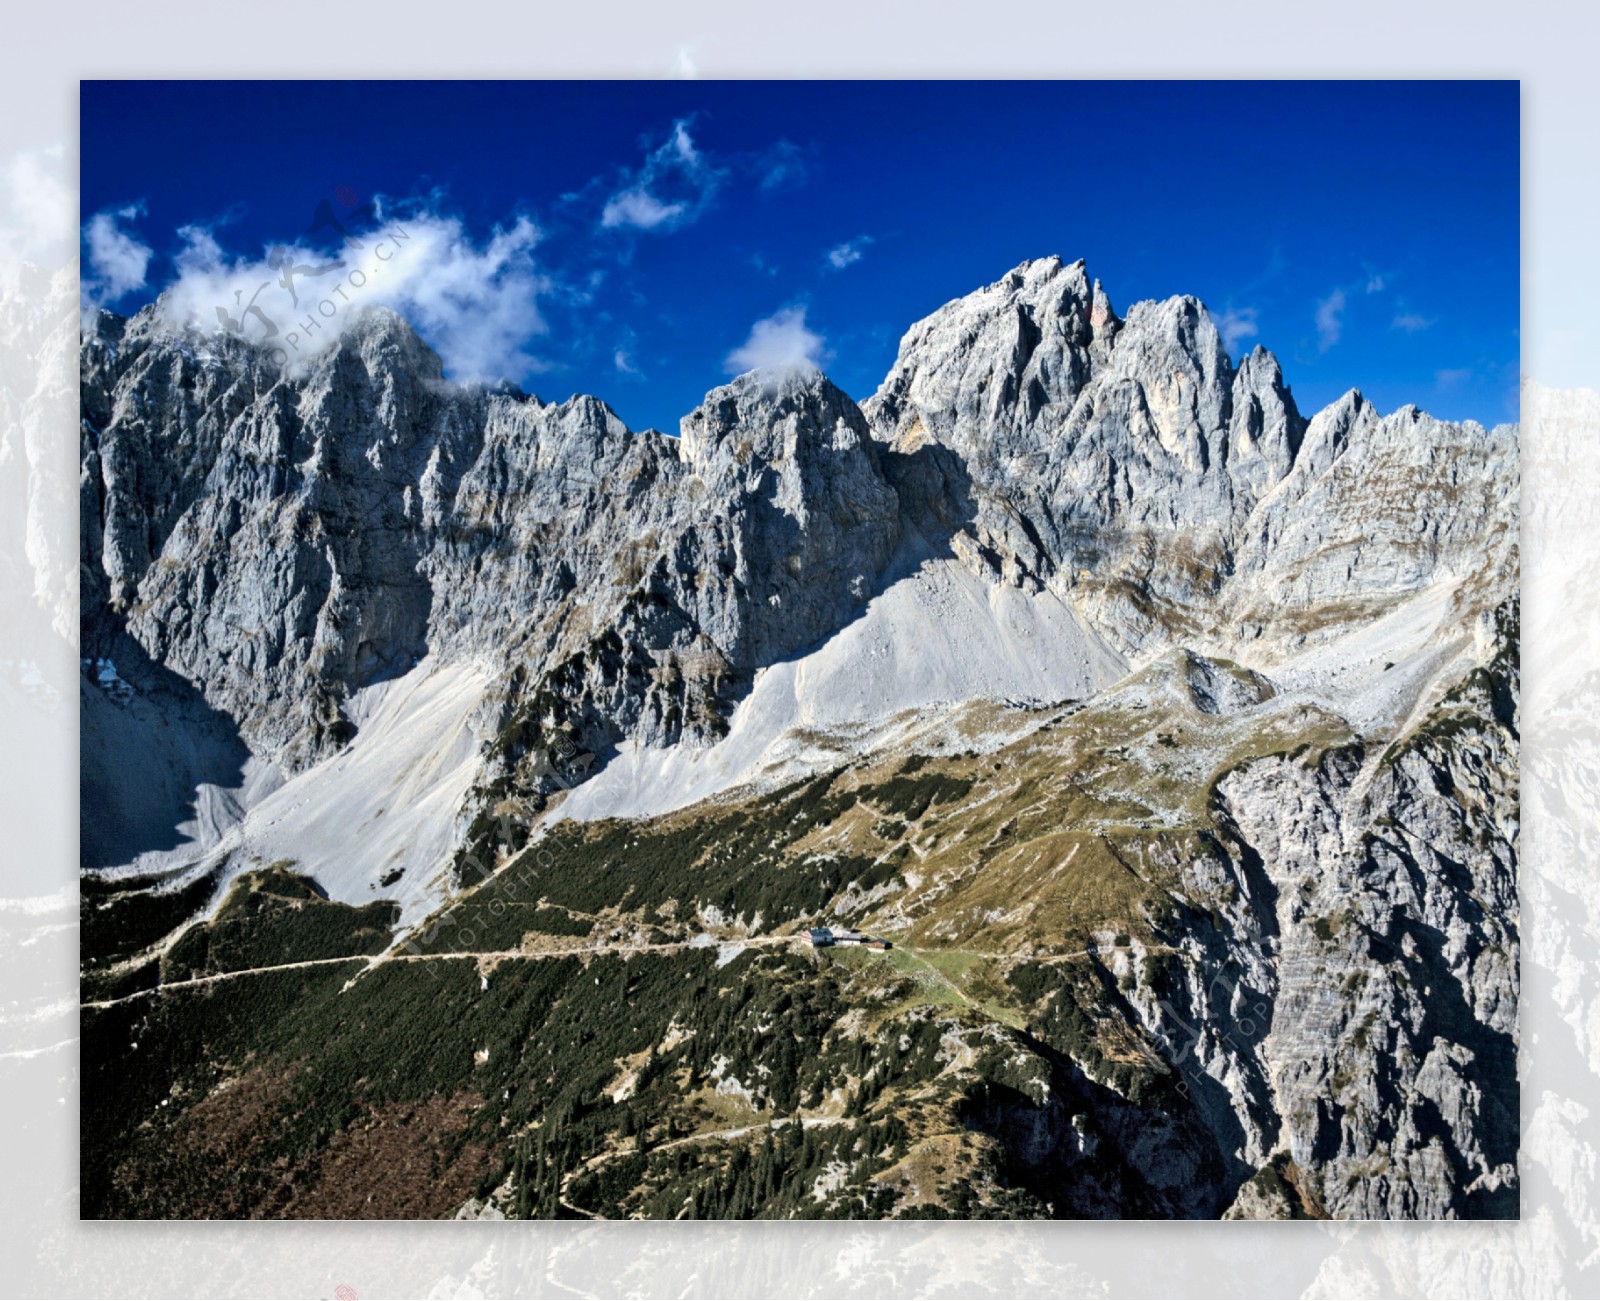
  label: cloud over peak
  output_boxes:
[1209,305,1258,354]
[144,200,551,384]
[2,146,74,270]
[725,305,826,377]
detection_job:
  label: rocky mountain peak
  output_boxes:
[864,256,1097,456]
[674,365,900,665]
[1225,343,1305,500]
[679,366,871,470]
[313,304,444,385]
[1098,293,1233,463]
[1089,277,1122,363]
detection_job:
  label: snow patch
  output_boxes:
[92,657,496,929]
[558,553,1127,822]
[228,657,495,924]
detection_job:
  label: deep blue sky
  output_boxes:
[80,80,1519,430]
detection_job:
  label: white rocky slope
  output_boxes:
[559,526,1128,823]
[78,256,1518,1218]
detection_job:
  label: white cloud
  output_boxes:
[1315,289,1346,352]
[614,348,641,376]
[1436,366,1472,388]
[154,201,551,383]
[600,121,722,233]
[1365,273,1387,294]
[725,305,826,377]
[825,236,872,271]
[1391,312,1435,333]
[82,205,153,304]
[601,189,685,231]
[0,145,74,270]
[1209,306,1258,354]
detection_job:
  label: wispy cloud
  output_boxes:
[824,236,872,271]
[601,190,683,231]
[613,347,641,376]
[1208,306,1258,354]
[1233,244,1288,298]
[1391,311,1435,333]
[726,305,826,376]
[757,139,811,193]
[1436,366,1472,388]
[1311,269,1401,353]
[81,204,154,309]
[1315,288,1346,353]
[154,199,552,383]
[600,121,723,233]
[748,251,780,277]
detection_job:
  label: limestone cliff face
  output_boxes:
[863,258,1292,641]
[79,256,1519,1220]
[1205,609,1519,1219]
[863,256,1516,661]
[80,310,904,773]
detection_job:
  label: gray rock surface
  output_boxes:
[862,256,1516,661]
[81,311,904,777]
[1211,622,1518,1219]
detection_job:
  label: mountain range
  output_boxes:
[79,256,1519,1220]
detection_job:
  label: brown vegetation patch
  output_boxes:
[104,1066,492,1219]
[277,1092,494,1219]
